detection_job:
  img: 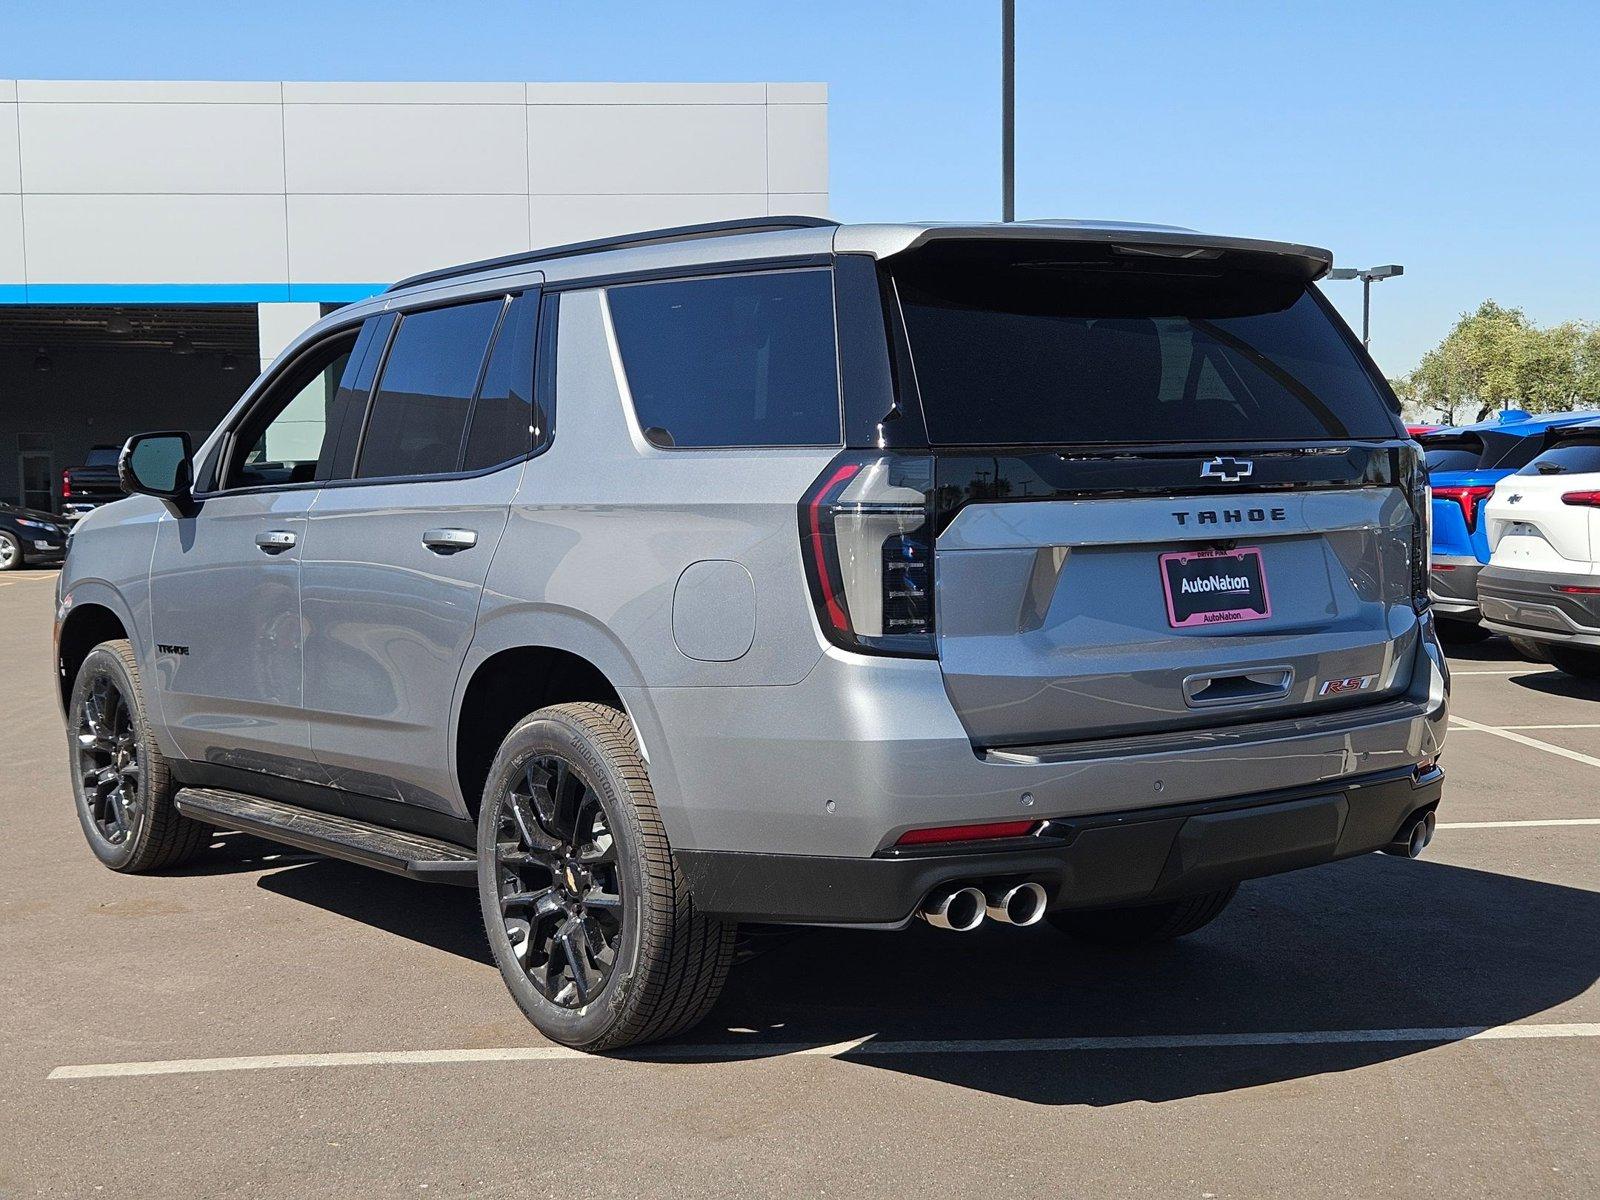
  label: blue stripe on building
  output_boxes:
[0,284,387,305]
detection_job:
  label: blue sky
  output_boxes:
[4,0,1597,374]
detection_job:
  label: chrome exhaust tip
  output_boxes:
[918,885,987,932]
[1383,810,1437,858]
[985,881,1047,926]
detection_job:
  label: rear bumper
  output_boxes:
[1478,565,1600,647]
[1429,555,1483,618]
[629,620,1449,862]
[678,765,1444,924]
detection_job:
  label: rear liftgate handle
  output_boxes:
[422,528,478,555]
[1181,666,1294,709]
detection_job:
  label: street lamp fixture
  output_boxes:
[1327,264,1404,349]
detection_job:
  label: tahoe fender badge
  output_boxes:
[156,643,190,656]
[1201,456,1254,484]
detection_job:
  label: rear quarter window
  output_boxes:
[606,269,841,448]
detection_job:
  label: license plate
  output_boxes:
[1160,547,1271,628]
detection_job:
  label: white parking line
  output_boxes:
[46,1022,1600,1080]
[1497,723,1600,731]
[1451,668,1556,675]
[1439,819,1600,829]
[1448,715,1600,768]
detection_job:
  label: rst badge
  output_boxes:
[1318,674,1375,696]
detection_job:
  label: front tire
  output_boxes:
[0,529,21,571]
[1048,885,1238,947]
[477,702,735,1051]
[1544,645,1600,679]
[67,640,209,871]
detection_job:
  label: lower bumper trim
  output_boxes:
[677,768,1443,925]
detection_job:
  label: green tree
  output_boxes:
[1398,301,1598,423]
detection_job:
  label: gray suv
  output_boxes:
[55,217,1450,1050]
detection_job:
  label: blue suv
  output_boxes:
[1423,411,1600,639]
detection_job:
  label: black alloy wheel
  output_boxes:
[76,673,142,844]
[494,754,625,1008]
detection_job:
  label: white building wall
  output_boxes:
[0,80,829,301]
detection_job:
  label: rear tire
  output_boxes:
[1048,885,1238,947]
[1544,645,1600,679]
[1508,636,1549,664]
[1436,616,1491,644]
[67,640,209,872]
[477,702,735,1051]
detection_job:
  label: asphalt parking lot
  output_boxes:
[2,566,1596,1199]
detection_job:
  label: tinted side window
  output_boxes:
[357,300,504,479]
[463,293,539,471]
[223,331,359,490]
[607,269,841,448]
[1517,441,1600,476]
[316,313,394,481]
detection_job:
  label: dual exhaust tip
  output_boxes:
[918,881,1047,931]
[1382,809,1437,859]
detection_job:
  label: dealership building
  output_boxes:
[0,79,828,510]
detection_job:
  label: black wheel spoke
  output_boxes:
[558,919,595,1004]
[581,887,621,912]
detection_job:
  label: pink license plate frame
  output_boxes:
[1159,547,1272,629]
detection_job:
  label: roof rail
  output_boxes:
[387,215,840,293]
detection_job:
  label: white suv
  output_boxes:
[1480,423,1600,675]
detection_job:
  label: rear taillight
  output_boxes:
[1406,448,1430,614]
[1561,491,1600,507]
[61,469,72,499]
[799,453,936,656]
[1432,484,1495,533]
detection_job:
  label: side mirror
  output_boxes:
[119,431,195,516]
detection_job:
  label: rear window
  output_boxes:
[1422,440,1487,473]
[889,243,1398,446]
[607,269,841,448]
[83,447,119,467]
[1517,440,1600,477]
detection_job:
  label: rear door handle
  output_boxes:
[254,530,297,554]
[422,528,478,554]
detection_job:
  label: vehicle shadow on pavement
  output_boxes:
[1509,671,1600,702]
[193,837,1599,1107]
[1439,635,1527,663]
[689,855,1600,1106]
[175,833,490,961]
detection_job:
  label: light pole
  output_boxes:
[1327,264,1403,349]
[1002,0,1015,221]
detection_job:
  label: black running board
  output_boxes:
[174,788,478,886]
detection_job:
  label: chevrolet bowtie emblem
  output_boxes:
[1201,457,1254,484]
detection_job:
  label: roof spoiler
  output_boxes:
[838,222,1334,282]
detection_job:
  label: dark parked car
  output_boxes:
[61,445,125,521]
[0,502,70,570]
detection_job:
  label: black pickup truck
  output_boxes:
[61,445,124,521]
